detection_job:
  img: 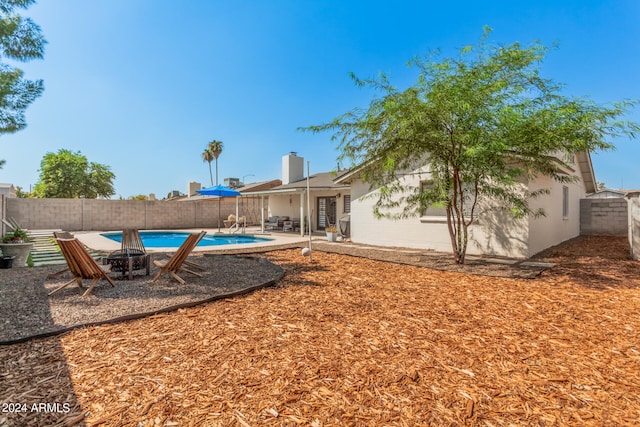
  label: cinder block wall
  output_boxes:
[580,199,628,236]
[629,196,640,260]
[6,198,247,231]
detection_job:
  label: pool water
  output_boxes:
[101,231,272,248]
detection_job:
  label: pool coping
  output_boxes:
[74,228,313,254]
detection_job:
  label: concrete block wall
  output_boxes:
[629,196,640,260]
[580,199,628,236]
[6,198,243,231]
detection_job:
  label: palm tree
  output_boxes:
[202,148,214,186]
[207,140,224,185]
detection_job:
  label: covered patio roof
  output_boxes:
[243,172,350,196]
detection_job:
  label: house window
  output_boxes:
[562,186,569,219]
[420,181,447,217]
[343,195,351,213]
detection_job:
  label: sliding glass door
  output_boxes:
[317,197,337,230]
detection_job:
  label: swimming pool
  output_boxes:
[101,231,272,248]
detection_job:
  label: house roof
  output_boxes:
[335,151,598,194]
[244,172,350,196]
[576,151,596,194]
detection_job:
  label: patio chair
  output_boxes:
[110,228,152,279]
[121,228,146,253]
[264,216,279,230]
[152,231,206,284]
[223,214,237,229]
[181,231,206,271]
[46,231,76,278]
[48,238,116,297]
[53,231,74,239]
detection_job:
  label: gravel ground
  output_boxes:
[0,240,551,344]
[0,253,284,343]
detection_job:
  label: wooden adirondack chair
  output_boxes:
[48,238,116,297]
[117,229,151,279]
[152,231,206,284]
[121,228,146,253]
[46,231,76,278]
[53,231,74,239]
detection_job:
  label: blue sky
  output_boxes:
[1,0,639,198]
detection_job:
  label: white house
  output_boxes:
[0,183,16,198]
[245,152,351,235]
[334,151,597,259]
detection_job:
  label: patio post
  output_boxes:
[260,195,265,233]
[299,191,304,236]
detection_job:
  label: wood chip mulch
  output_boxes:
[1,236,639,426]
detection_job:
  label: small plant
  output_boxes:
[325,225,338,233]
[2,227,30,243]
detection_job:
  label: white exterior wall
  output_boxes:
[349,175,530,258]
[268,194,303,220]
[349,164,587,259]
[350,179,449,250]
[527,175,584,257]
[466,207,530,258]
[267,190,350,233]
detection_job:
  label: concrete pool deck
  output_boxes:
[73,228,314,253]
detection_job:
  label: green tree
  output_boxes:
[128,194,148,200]
[203,139,223,186]
[0,0,46,167]
[303,28,638,264]
[33,149,115,198]
[0,0,45,136]
[202,147,214,186]
[15,185,29,197]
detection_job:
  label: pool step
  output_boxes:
[27,230,104,267]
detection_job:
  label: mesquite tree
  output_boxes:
[303,28,637,263]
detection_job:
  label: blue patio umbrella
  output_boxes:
[197,184,241,232]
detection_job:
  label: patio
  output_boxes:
[1,236,639,426]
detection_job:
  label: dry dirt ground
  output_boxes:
[1,236,639,426]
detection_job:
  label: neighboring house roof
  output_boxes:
[587,189,640,199]
[586,189,627,198]
[244,172,350,196]
[0,183,16,198]
[237,179,282,192]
